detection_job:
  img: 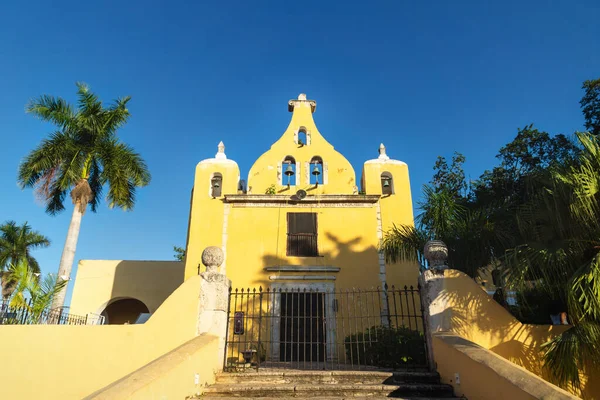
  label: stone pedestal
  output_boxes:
[420,240,450,370]
[197,247,231,362]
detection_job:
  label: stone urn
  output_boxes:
[201,246,224,273]
[423,240,448,272]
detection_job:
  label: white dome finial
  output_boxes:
[215,141,227,159]
[298,93,307,100]
[378,143,389,161]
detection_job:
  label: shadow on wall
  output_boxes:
[101,261,185,325]
[246,231,415,290]
[430,270,598,398]
[433,287,549,375]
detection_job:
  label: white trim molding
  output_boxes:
[264,266,340,273]
[268,275,336,281]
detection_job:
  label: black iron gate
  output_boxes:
[223,285,429,371]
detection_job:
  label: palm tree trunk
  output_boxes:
[50,202,83,310]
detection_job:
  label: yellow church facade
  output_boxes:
[4,94,594,400]
[70,94,418,323]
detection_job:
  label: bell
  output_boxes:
[383,179,390,188]
[285,164,295,176]
[212,181,220,188]
[312,165,321,176]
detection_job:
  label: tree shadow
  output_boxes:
[430,271,575,394]
[250,231,404,290]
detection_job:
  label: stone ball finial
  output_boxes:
[201,246,224,273]
[424,240,448,272]
[298,93,307,100]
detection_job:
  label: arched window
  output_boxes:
[310,156,323,185]
[211,173,223,197]
[298,128,307,146]
[381,172,394,195]
[282,156,296,186]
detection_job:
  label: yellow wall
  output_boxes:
[431,269,599,399]
[86,334,220,400]
[247,96,356,195]
[362,157,417,285]
[0,275,202,400]
[432,333,578,400]
[184,156,240,280]
[184,94,418,289]
[70,260,184,316]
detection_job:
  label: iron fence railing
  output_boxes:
[0,300,105,326]
[224,284,428,371]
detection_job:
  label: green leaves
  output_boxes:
[542,321,600,389]
[4,260,67,319]
[173,246,186,261]
[0,221,50,275]
[26,95,75,129]
[580,78,600,136]
[19,82,151,214]
[380,224,429,264]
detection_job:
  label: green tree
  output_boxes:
[381,183,510,278]
[5,259,67,322]
[0,221,50,299]
[502,132,600,389]
[18,83,151,310]
[430,152,467,197]
[581,78,600,136]
[173,245,186,261]
[473,124,578,206]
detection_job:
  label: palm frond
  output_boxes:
[87,158,102,212]
[17,131,73,189]
[556,132,600,225]
[76,82,103,134]
[568,252,600,322]
[103,96,131,135]
[100,139,151,210]
[381,224,429,264]
[542,321,600,389]
[26,95,74,128]
[416,185,465,238]
[0,221,49,273]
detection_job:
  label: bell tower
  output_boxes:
[184,142,240,280]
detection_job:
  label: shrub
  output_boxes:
[265,184,276,195]
[344,326,426,368]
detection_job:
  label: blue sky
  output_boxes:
[1,1,599,305]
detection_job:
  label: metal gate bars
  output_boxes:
[223,285,429,371]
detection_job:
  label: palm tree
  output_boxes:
[502,131,600,389]
[0,221,50,299]
[4,259,67,323]
[380,185,510,278]
[18,82,151,310]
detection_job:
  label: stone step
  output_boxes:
[201,383,456,398]
[201,397,458,400]
[215,370,441,385]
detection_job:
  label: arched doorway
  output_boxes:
[101,298,150,325]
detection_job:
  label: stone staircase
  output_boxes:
[199,370,462,399]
